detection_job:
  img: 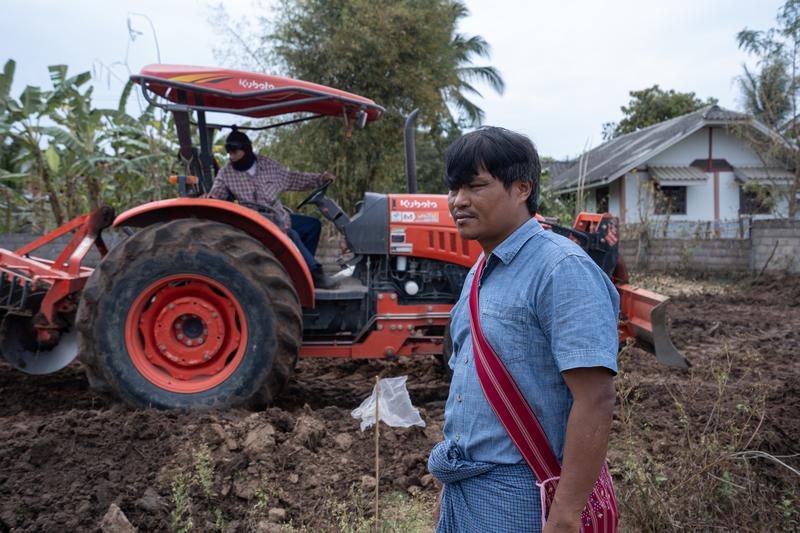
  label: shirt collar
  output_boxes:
[489,217,544,265]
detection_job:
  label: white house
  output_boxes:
[550,106,796,227]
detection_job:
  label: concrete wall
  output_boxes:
[618,218,800,274]
[647,128,708,165]
[712,128,767,166]
[751,218,800,274]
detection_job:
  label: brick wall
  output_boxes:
[751,219,800,274]
[618,219,799,274]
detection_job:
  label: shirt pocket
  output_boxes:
[480,299,528,364]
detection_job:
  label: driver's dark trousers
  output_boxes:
[287,213,323,272]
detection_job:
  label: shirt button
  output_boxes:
[457,395,463,402]
[464,357,468,364]
[455,435,460,441]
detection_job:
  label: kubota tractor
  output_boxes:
[0,65,689,412]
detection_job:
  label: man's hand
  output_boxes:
[543,366,616,533]
[321,171,336,184]
[200,192,219,199]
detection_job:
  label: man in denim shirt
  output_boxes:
[428,127,619,533]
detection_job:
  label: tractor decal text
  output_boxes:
[398,199,438,209]
[239,79,276,91]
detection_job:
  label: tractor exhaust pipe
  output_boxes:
[404,109,419,194]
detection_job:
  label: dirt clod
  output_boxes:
[99,504,136,533]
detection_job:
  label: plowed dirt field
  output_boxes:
[0,272,798,532]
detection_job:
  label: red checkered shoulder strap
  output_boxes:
[468,256,562,482]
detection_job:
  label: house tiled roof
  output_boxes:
[703,107,747,121]
[734,167,795,184]
[543,160,577,180]
[648,166,709,183]
[551,105,756,193]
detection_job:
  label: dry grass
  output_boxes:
[612,348,799,532]
[628,272,748,298]
[281,485,435,533]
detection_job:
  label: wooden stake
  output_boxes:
[375,376,380,529]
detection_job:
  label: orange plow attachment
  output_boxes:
[616,283,690,368]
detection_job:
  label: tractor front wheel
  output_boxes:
[77,219,302,411]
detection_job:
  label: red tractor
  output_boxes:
[0,65,688,411]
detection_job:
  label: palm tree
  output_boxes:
[738,61,792,132]
[445,3,505,126]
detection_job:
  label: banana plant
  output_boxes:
[101,80,180,207]
[1,61,85,229]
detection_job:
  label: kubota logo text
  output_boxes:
[239,79,275,90]
[398,199,438,209]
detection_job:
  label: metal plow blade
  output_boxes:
[0,318,79,375]
[616,283,691,368]
[649,300,691,368]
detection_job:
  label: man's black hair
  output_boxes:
[444,126,541,216]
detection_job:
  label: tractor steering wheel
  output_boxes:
[296,179,332,210]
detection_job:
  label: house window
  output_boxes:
[739,188,772,215]
[595,186,609,213]
[654,186,687,215]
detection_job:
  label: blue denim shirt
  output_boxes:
[442,217,619,465]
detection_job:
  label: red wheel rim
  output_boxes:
[125,274,249,393]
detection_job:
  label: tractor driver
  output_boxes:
[201,127,341,290]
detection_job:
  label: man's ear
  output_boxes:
[516,180,532,204]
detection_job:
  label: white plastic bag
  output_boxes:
[351,376,426,432]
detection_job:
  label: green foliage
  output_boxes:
[737,0,800,133]
[414,119,465,194]
[537,167,582,227]
[249,476,280,528]
[212,0,501,213]
[254,476,279,511]
[268,0,500,127]
[265,0,478,213]
[193,439,216,500]
[778,492,799,531]
[738,61,791,131]
[169,473,194,533]
[0,59,180,233]
[736,0,800,218]
[213,508,227,532]
[602,85,718,140]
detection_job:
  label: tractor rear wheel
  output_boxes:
[77,219,302,411]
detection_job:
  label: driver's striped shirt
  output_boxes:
[209,155,324,230]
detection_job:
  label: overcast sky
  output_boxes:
[1,0,786,159]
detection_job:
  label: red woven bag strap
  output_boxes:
[469,256,562,482]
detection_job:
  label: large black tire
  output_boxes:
[77,219,302,411]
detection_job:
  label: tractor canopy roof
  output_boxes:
[131,64,384,123]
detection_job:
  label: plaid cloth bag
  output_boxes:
[468,256,619,533]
